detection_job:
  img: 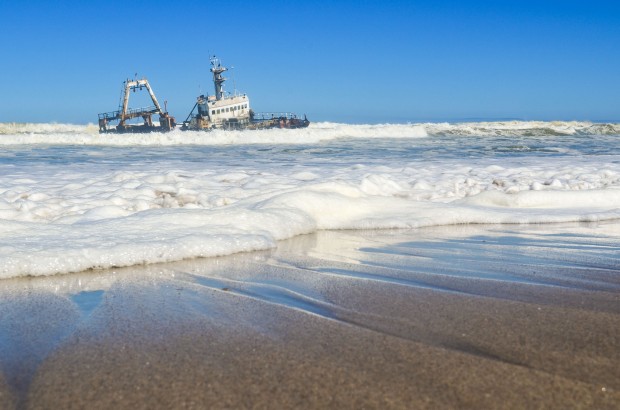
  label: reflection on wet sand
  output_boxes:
[0,223,619,408]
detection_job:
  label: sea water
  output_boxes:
[1,121,619,278]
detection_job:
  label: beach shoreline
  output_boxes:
[1,223,619,409]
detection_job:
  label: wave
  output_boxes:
[0,122,100,135]
[2,184,620,279]
[0,121,618,145]
[424,121,620,137]
[1,132,620,278]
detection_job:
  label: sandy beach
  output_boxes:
[1,223,619,409]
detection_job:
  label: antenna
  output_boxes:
[210,54,227,100]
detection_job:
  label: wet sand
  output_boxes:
[1,223,619,409]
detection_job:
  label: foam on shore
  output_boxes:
[1,121,619,278]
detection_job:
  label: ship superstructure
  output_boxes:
[181,57,251,130]
[182,56,309,131]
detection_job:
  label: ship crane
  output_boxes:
[98,78,176,133]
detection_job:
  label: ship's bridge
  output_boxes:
[199,94,251,125]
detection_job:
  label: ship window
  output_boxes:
[212,110,215,114]
[217,109,221,114]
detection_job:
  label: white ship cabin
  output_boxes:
[198,94,251,125]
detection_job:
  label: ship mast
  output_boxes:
[210,56,227,100]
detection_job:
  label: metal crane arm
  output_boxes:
[121,79,164,118]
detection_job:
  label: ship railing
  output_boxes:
[252,112,299,121]
[98,105,160,120]
[98,110,121,120]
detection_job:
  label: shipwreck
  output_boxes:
[181,56,310,131]
[98,78,176,133]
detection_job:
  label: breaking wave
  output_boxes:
[1,121,620,278]
[424,121,620,137]
[0,121,618,146]
[0,122,100,136]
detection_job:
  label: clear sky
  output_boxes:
[1,0,618,124]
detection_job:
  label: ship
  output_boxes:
[181,56,310,131]
[97,78,176,133]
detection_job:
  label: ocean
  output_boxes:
[1,120,620,279]
[2,120,620,408]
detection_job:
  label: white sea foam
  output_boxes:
[1,121,619,278]
[423,121,620,137]
[0,122,428,145]
[1,121,618,146]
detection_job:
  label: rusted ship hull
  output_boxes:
[182,113,310,131]
[98,117,176,134]
[247,116,310,130]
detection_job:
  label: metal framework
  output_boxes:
[210,56,228,101]
[98,78,175,133]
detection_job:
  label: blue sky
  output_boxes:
[1,0,618,124]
